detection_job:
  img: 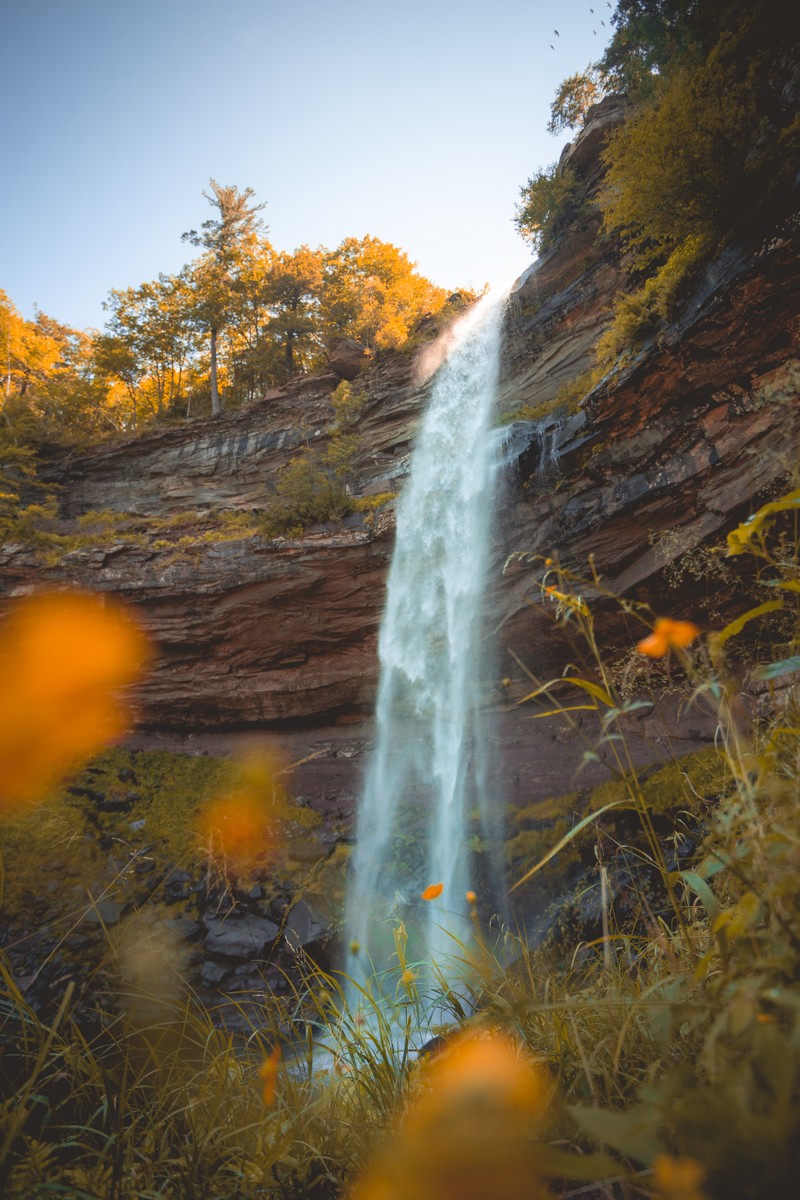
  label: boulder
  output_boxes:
[202,912,280,959]
[328,335,371,380]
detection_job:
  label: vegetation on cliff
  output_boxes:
[516,0,799,357]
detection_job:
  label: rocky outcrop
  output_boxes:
[327,335,372,380]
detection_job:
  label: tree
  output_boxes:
[182,180,267,415]
[99,273,197,424]
[320,236,447,350]
[547,67,606,134]
[261,245,326,379]
[514,164,581,252]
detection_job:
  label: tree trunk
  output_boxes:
[210,326,222,415]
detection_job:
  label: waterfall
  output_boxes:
[347,291,507,989]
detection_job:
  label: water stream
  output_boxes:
[347,291,507,990]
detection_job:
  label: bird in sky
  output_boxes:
[554,29,560,36]
[550,43,555,50]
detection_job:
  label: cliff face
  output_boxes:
[2,101,798,742]
[495,231,800,677]
[1,354,429,728]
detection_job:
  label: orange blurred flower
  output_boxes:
[351,1030,550,1200]
[0,591,150,810]
[258,1045,281,1107]
[651,1154,708,1200]
[636,617,700,658]
[421,882,443,901]
[465,890,477,905]
[198,750,288,878]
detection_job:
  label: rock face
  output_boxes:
[2,352,432,728]
[495,232,800,677]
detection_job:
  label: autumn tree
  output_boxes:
[182,180,268,415]
[98,273,197,424]
[321,236,447,351]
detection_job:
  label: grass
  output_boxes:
[2,493,800,1197]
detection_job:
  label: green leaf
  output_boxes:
[568,1102,664,1165]
[712,599,783,650]
[535,1146,623,1182]
[511,801,626,891]
[761,578,800,592]
[564,676,616,707]
[753,655,800,680]
[529,704,598,718]
[675,869,722,923]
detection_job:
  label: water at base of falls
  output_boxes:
[346,291,507,998]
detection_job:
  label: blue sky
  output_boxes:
[1,0,611,331]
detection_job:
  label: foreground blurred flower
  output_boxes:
[421,882,444,901]
[351,1029,551,1200]
[258,1045,281,1107]
[651,1154,708,1200]
[0,591,150,810]
[636,617,700,658]
[198,749,289,878]
[117,908,189,1033]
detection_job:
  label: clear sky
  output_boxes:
[1,0,612,332]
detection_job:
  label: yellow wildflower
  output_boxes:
[421,882,444,901]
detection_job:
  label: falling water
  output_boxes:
[347,291,507,986]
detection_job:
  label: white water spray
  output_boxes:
[347,291,507,983]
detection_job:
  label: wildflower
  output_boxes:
[349,940,361,955]
[465,890,477,905]
[636,617,700,658]
[0,591,150,809]
[258,1045,281,1107]
[543,585,589,615]
[651,1154,708,1200]
[401,968,416,986]
[421,882,444,901]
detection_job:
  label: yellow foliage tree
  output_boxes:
[321,235,447,350]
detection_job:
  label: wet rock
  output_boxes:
[201,960,229,985]
[66,786,106,804]
[84,897,127,925]
[283,900,328,952]
[202,912,280,959]
[162,870,193,904]
[164,915,201,940]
